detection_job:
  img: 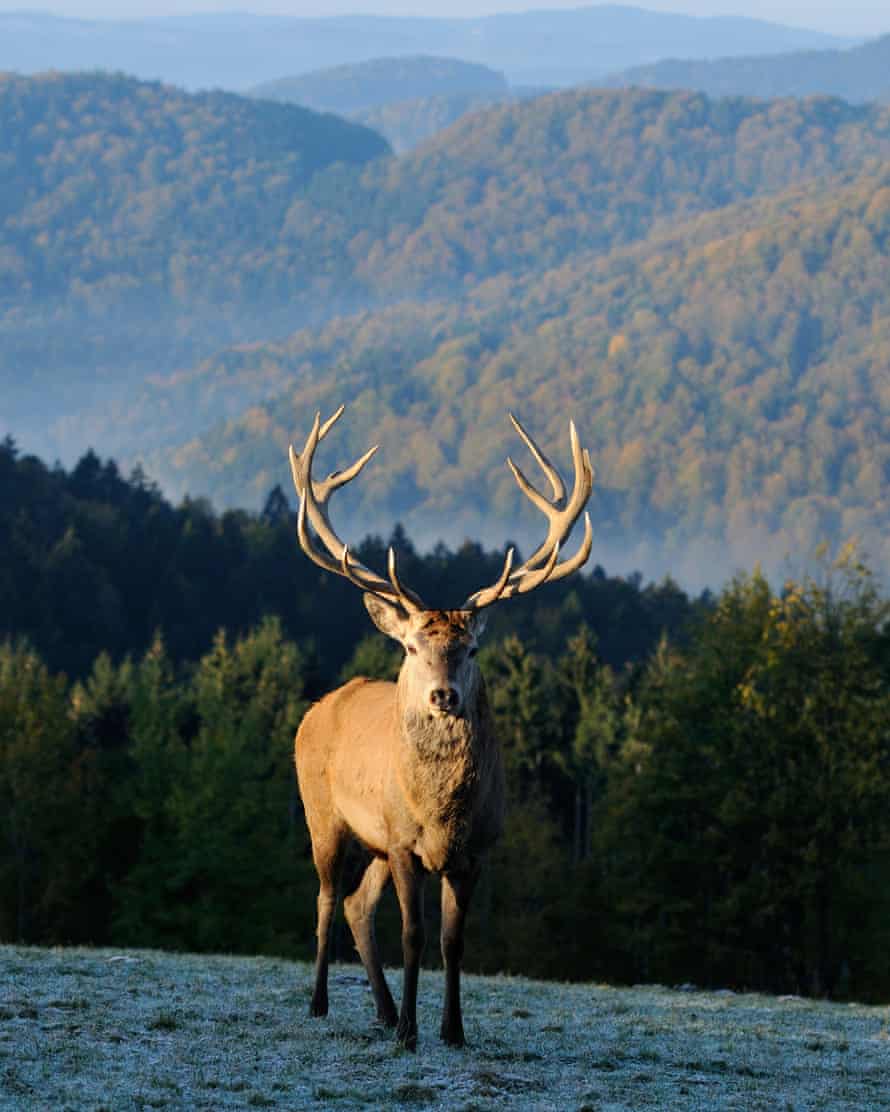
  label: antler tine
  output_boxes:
[518,416,594,572]
[463,416,594,612]
[386,545,424,613]
[290,407,426,613]
[462,547,515,612]
[509,413,565,501]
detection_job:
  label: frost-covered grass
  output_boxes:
[1,945,888,1110]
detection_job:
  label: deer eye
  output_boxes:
[406,644,418,655]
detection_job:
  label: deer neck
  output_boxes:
[394,672,497,870]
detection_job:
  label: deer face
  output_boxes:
[365,597,487,718]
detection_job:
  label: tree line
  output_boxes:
[2,442,889,1000]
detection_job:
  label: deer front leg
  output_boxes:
[440,861,480,1047]
[389,849,426,1051]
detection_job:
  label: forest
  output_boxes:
[250,55,509,115]
[3,75,890,583]
[154,161,890,581]
[2,442,889,1002]
[249,55,515,153]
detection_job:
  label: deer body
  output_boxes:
[298,672,504,872]
[288,406,593,1049]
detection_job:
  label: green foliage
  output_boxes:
[0,439,696,683]
[600,549,890,999]
[115,619,313,955]
[1,549,888,999]
[339,633,402,682]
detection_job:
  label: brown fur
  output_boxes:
[295,603,505,1050]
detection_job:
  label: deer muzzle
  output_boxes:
[429,686,461,715]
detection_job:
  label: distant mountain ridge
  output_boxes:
[251,56,509,114]
[0,7,853,90]
[607,31,890,103]
[251,56,515,151]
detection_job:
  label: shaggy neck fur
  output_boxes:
[396,670,494,859]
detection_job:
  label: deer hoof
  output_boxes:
[309,995,329,1018]
[440,1019,466,1047]
[396,1017,417,1051]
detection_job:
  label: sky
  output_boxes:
[6,2,889,39]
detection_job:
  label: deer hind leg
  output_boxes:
[440,861,481,1047]
[343,854,397,1027]
[308,829,347,1018]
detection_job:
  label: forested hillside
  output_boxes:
[608,33,890,103]
[4,77,890,577]
[143,163,890,580]
[353,90,516,153]
[6,81,890,452]
[0,71,388,438]
[0,71,387,303]
[251,56,509,114]
[251,56,515,152]
[296,90,890,292]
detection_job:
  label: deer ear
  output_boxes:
[363,594,407,641]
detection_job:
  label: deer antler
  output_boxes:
[462,414,594,611]
[289,407,426,613]
[290,408,593,614]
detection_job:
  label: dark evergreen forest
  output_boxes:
[3,439,888,1001]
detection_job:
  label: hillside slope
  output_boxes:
[149,166,890,580]
[2,945,886,1109]
[352,90,515,153]
[251,55,514,152]
[608,32,890,103]
[0,71,389,440]
[251,55,509,114]
[0,71,388,304]
[299,89,890,293]
[10,81,890,468]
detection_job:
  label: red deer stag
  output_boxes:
[289,407,593,1049]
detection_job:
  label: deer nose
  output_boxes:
[430,687,459,712]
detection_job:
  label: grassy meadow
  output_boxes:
[1,945,888,1110]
